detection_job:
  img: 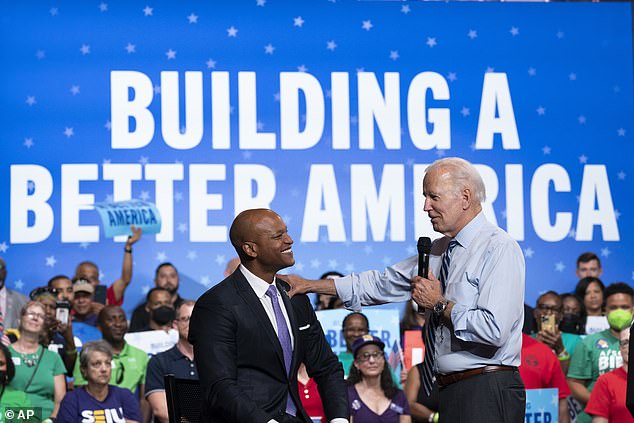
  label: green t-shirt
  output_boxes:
[0,386,35,423]
[73,342,149,395]
[562,332,582,359]
[567,329,621,423]
[8,345,65,419]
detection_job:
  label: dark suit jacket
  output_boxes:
[189,269,348,423]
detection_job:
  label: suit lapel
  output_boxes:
[233,271,286,374]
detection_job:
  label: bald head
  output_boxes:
[229,209,295,280]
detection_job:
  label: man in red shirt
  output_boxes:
[519,333,571,423]
[585,326,633,422]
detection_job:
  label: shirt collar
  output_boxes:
[454,211,485,250]
[239,264,276,298]
[115,342,130,358]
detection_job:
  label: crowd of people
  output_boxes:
[0,157,632,423]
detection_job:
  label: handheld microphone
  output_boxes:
[417,237,432,278]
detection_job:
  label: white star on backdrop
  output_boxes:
[104,121,112,130]
[617,171,626,180]
[297,64,308,72]
[80,44,91,55]
[139,156,149,164]
[79,242,90,249]
[542,146,551,155]
[328,259,338,268]
[177,223,188,233]
[206,59,216,69]
[364,245,373,254]
[14,280,24,291]
[166,49,176,59]
[460,107,470,117]
[294,262,305,272]
[264,43,275,54]
[24,138,34,148]
[64,127,74,138]
[153,85,161,94]
[555,262,565,272]
[601,247,611,258]
[528,67,536,76]
[569,73,577,81]
[524,247,534,258]
[46,256,57,267]
[362,20,373,31]
[256,0,266,6]
[617,128,626,136]
[447,72,457,82]
[156,251,167,261]
[327,40,337,51]
[389,50,399,61]
[294,16,304,27]
[141,285,150,294]
[536,106,546,115]
[36,50,46,59]
[139,191,150,201]
[227,26,238,37]
[215,255,226,265]
[187,13,198,24]
[125,43,136,53]
[26,96,37,106]
[70,85,80,95]
[579,155,588,164]
[174,192,183,202]
[0,242,8,253]
[50,7,59,16]
[510,27,519,36]
[556,30,565,39]
[143,6,153,16]
[486,66,495,73]
[401,5,410,14]
[99,3,108,12]
[199,276,211,287]
[578,115,586,124]
[187,250,198,260]
[310,259,321,269]
[426,37,437,48]
[467,29,477,39]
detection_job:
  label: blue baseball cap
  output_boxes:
[352,334,385,358]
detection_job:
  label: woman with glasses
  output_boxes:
[348,335,411,423]
[57,340,141,423]
[8,301,66,422]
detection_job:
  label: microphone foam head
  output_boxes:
[417,236,432,254]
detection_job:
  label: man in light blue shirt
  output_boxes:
[285,157,526,422]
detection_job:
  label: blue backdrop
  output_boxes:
[1,1,632,315]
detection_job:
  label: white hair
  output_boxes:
[425,157,486,203]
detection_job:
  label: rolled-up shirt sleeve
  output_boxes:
[334,255,419,311]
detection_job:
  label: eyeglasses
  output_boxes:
[536,304,562,313]
[357,351,384,362]
[25,312,45,320]
[177,316,191,323]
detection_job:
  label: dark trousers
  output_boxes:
[438,369,526,423]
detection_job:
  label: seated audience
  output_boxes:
[0,343,31,408]
[0,257,29,330]
[30,287,77,374]
[575,277,608,335]
[568,282,633,423]
[560,293,586,335]
[73,225,141,306]
[533,290,579,374]
[71,278,101,326]
[130,263,184,332]
[145,300,197,423]
[585,326,633,422]
[130,288,175,333]
[58,340,141,423]
[404,363,439,423]
[519,333,570,423]
[339,312,370,378]
[348,335,411,423]
[9,301,66,420]
[73,306,149,399]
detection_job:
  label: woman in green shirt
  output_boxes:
[8,301,66,420]
[0,342,33,423]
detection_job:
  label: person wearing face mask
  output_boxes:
[559,293,586,335]
[568,282,634,423]
[132,288,176,333]
[0,343,31,409]
[130,263,184,332]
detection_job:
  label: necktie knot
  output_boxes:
[266,285,278,300]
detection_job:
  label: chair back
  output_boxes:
[164,374,202,423]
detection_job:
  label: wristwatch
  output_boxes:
[433,299,448,316]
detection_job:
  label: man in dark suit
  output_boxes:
[189,209,348,423]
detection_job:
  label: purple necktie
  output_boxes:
[266,285,297,416]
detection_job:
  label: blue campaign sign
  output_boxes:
[0,2,632,314]
[94,200,162,238]
[525,388,559,423]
